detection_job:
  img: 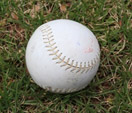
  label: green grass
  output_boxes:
[0,0,132,112]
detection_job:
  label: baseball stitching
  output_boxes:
[39,24,100,74]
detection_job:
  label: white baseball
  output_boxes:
[25,19,100,93]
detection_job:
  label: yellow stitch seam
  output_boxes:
[41,25,99,73]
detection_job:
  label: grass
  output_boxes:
[0,0,132,112]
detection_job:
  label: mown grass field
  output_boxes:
[0,0,132,112]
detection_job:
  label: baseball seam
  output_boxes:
[40,84,87,93]
[39,24,100,74]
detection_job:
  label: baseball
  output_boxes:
[25,19,100,93]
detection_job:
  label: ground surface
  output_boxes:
[0,0,132,113]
